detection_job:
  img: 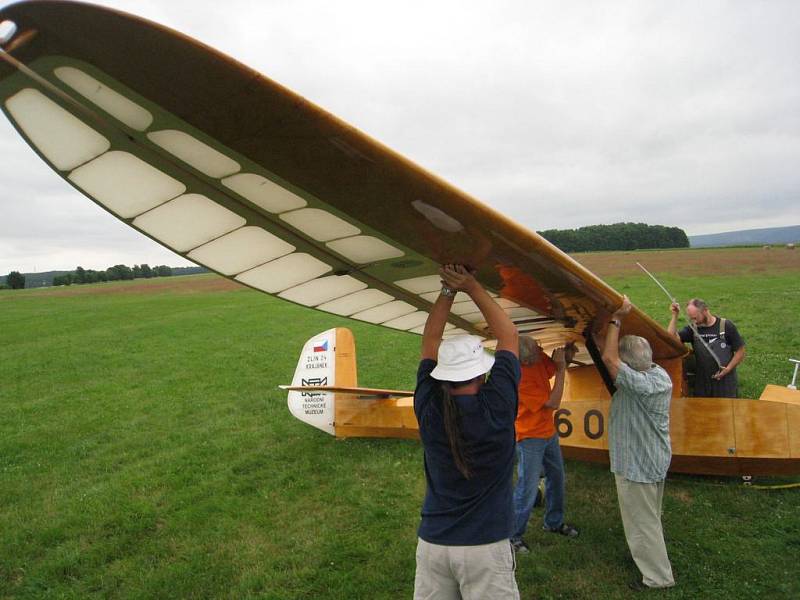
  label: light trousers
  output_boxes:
[614,474,675,588]
[413,538,520,600]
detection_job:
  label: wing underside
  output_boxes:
[0,1,685,365]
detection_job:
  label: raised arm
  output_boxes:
[600,295,632,380]
[544,347,567,409]
[667,301,681,339]
[440,265,519,356]
[420,282,456,361]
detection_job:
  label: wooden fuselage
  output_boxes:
[333,362,800,477]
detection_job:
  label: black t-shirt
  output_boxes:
[679,317,744,397]
[413,350,521,545]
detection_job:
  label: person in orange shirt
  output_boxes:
[511,337,578,553]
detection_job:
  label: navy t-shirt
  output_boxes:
[414,350,521,545]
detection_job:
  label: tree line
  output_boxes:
[52,264,173,286]
[537,222,689,252]
[2,270,25,289]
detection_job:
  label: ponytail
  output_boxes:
[441,382,472,479]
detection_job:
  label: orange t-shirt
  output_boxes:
[515,352,557,441]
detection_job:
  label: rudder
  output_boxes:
[287,328,357,435]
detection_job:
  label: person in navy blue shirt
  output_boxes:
[413,264,521,600]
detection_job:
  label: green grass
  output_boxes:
[1,263,799,599]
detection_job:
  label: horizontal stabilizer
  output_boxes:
[280,385,413,399]
[759,384,800,405]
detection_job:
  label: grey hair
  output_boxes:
[618,335,653,372]
[518,336,540,365]
[688,298,708,312]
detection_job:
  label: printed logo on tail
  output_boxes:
[285,328,357,436]
[287,329,337,435]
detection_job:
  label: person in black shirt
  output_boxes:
[413,264,520,600]
[667,298,746,397]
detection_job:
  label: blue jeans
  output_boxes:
[512,433,566,538]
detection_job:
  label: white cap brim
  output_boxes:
[430,350,495,382]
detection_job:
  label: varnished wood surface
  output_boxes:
[760,384,800,405]
[333,327,357,388]
[335,397,417,439]
[558,395,800,476]
[328,387,800,475]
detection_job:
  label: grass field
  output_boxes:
[1,247,799,599]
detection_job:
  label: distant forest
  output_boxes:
[1,265,208,289]
[51,264,176,286]
[538,222,689,252]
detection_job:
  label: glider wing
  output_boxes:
[0,1,685,362]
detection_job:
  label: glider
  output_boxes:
[0,0,797,476]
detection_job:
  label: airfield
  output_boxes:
[1,246,798,599]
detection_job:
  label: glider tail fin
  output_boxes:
[287,327,357,435]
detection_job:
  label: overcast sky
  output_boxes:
[1,0,799,273]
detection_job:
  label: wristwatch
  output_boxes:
[440,286,457,297]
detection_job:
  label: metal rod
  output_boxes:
[0,46,116,132]
[636,262,724,371]
[789,358,800,390]
[635,262,675,302]
[687,321,724,370]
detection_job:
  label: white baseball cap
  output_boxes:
[430,335,495,382]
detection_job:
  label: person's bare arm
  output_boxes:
[440,265,518,356]
[667,302,681,339]
[601,296,632,380]
[420,284,456,361]
[544,347,567,408]
[713,346,747,380]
